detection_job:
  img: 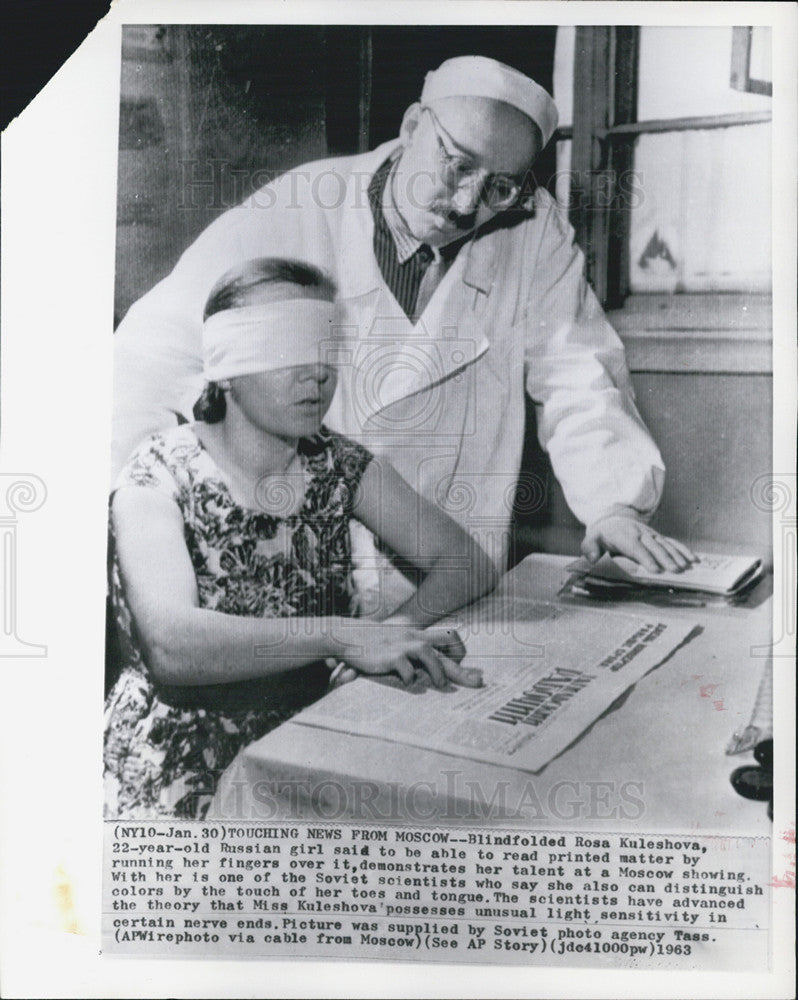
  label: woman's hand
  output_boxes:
[334,621,482,689]
[582,515,698,573]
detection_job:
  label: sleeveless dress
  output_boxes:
[103,423,372,820]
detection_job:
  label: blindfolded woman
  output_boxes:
[104,257,497,819]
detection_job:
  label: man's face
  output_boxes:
[392,96,542,248]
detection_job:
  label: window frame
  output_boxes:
[731,26,773,97]
[561,26,772,374]
[563,26,773,307]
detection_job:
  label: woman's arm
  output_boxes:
[112,486,483,689]
[112,487,346,685]
[351,459,500,628]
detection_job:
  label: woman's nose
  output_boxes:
[298,364,331,384]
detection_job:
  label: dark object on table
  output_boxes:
[753,738,773,769]
[730,739,773,820]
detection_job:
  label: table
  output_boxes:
[212,555,772,835]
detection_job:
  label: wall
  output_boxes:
[512,357,773,560]
[115,25,559,325]
[634,371,772,548]
[115,25,330,325]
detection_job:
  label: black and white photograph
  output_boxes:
[0,1,794,997]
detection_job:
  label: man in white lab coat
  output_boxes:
[112,56,694,605]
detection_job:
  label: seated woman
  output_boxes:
[104,258,498,819]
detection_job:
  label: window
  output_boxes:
[552,26,772,372]
[731,26,773,97]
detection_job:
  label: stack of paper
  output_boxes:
[565,552,763,605]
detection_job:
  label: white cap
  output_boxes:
[421,56,559,148]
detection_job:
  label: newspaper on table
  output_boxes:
[293,601,698,772]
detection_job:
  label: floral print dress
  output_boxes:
[103,423,372,820]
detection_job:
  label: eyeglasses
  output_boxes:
[421,105,526,211]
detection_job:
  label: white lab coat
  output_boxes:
[113,140,664,577]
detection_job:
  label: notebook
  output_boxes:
[575,552,763,596]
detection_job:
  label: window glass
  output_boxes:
[629,123,771,293]
[552,25,574,127]
[637,27,771,119]
[552,27,573,210]
[748,27,772,86]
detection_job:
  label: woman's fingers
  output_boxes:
[331,665,358,687]
[343,624,478,689]
[438,653,483,688]
[391,654,416,686]
[426,627,467,662]
[410,645,447,688]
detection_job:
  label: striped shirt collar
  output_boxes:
[381,154,428,264]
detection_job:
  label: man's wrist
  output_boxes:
[587,505,647,531]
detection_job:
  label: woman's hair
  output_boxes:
[194,257,337,423]
[203,257,336,320]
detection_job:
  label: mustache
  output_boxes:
[430,204,478,229]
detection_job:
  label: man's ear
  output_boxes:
[398,102,423,147]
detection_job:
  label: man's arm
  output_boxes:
[111,167,332,479]
[113,291,203,479]
[523,192,694,571]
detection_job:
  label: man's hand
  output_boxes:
[582,515,697,573]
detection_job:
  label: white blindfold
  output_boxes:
[202,299,341,382]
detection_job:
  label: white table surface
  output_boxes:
[213,555,772,835]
